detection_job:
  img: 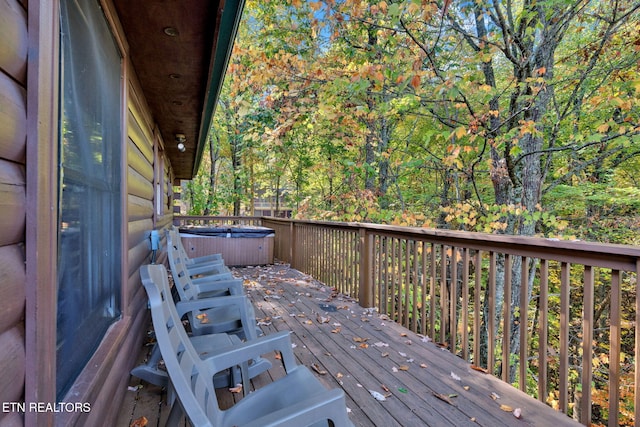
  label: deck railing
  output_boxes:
[175,215,640,426]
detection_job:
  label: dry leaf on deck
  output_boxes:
[450,372,461,381]
[470,365,489,374]
[398,365,410,371]
[311,363,327,375]
[381,384,390,392]
[369,390,387,401]
[420,363,428,368]
[130,417,148,427]
[353,337,369,343]
[500,404,514,412]
[317,314,331,324]
[513,408,522,419]
[331,327,341,334]
[432,392,456,406]
[229,384,243,393]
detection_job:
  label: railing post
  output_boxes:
[290,221,297,268]
[358,227,374,308]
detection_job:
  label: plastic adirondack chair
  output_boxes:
[140,264,354,427]
[169,257,259,340]
[167,233,241,299]
[133,265,271,388]
[168,227,228,279]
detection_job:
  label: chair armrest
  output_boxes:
[188,263,229,276]
[175,295,249,318]
[195,279,244,295]
[192,272,234,284]
[204,331,297,374]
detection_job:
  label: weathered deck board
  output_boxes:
[117,264,581,427]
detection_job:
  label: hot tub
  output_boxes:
[179,226,274,266]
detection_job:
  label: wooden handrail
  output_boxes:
[178,215,640,426]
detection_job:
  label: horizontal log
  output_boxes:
[0,0,27,84]
[0,73,26,163]
[0,327,25,405]
[127,139,153,182]
[128,239,150,277]
[127,194,153,222]
[127,165,153,200]
[0,245,25,335]
[0,161,25,246]
[127,110,153,163]
[128,218,153,250]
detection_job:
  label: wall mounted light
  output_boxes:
[177,143,186,152]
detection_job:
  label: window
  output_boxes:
[57,0,122,399]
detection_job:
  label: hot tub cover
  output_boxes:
[179,226,274,238]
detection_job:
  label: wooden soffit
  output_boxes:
[112,0,244,179]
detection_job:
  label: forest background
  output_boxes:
[186,0,640,247]
[182,1,640,423]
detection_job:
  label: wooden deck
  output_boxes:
[117,263,581,427]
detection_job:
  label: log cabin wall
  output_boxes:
[13,0,174,424]
[0,0,27,425]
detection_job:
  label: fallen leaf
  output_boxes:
[500,404,514,412]
[400,332,408,337]
[420,363,428,368]
[398,365,410,371]
[491,392,500,400]
[381,352,389,357]
[130,417,148,427]
[317,314,331,323]
[359,343,369,349]
[513,408,522,419]
[353,337,369,343]
[432,392,456,406]
[381,384,390,392]
[336,372,344,379]
[374,342,389,347]
[311,363,327,375]
[331,327,341,333]
[195,313,208,320]
[229,384,243,393]
[274,351,282,360]
[463,385,470,391]
[450,372,461,381]
[470,365,489,374]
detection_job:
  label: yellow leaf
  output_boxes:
[500,404,514,412]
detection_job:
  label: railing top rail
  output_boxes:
[261,217,640,271]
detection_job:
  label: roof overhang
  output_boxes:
[112,0,245,179]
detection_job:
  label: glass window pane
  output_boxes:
[57,0,122,399]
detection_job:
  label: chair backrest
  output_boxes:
[169,226,197,265]
[140,264,221,426]
[165,229,200,301]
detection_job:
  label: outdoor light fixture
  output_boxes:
[176,133,186,152]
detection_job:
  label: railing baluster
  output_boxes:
[450,247,458,353]
[429,242,436,340]
[412,240,419,332]
[488,251,496,373]
[539,259,549,403]
[519,256,529,392]
[560,262,570,413]
[581,265,594,425]
[609,269,621,427]
[440,244,447,345]
[462,248,470,361]
[421,241,428,337]
[474,250,481,366]
[503,254,512,383]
